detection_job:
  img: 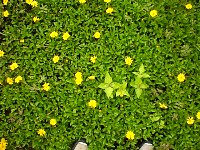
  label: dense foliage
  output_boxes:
[0,0,200,149]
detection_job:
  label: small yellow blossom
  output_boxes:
[31,1,38,7]
[42,82,50,91]
[90,56,97,63]
[125,57,133,66]
[3,10,9,17]
[177,73,185,82]
[196,112,200,120]
[106,7,114,14]
[126,131,135,140]
[104,0,111,3]
[63,32,70,40]
[0,138,8,150]
[88,76,95,80]
[10,63,18,70]
[37,129,46,136]
[50,31,58,38]
[75,72,82,78]
[15,76,22,83]
[79,0,86,4]
[88,100,97,108]
[0,50,5,57]
[26,0,33,5]
[7,77,13,85]
[94,32,100,39]
[75,78,83,85]
[185,4,192,9]
[33,16,40,22]
[150,10,158,17]
[187,117,194,125]
[50,119,57,126]
[53,55,59,63]
[159,103,168,109]
[20,39,24,43]
[3,0,8,5]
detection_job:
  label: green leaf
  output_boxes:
[98,83,108,89]
[105,87,113,98]
[105,72,112,84]
[139,64,145,74]
[135,88,142,98]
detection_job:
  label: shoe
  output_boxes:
[139,140,154,150]
[72,139,88,150]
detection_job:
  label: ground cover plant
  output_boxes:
[0,0,200,149]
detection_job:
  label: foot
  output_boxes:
[139,141,154,150]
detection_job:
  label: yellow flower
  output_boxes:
[104,0,111,3]
[3,10,9,17]
[15,76,22,83]
[10,63,18,70]
[125,56,133,66]
[26,0,33,5]
[79,0,86,4]
[37,129,46,136]
[50,119,57,126]
[187,117,194,125]
[185,4,192,9]
[88,100,97,108]
[50,31,58,38]
[196,112,200,119]
[3,0,8,5]
[177,73,185,82]
[0,138,8,150]
[53,55,59,63]
[33,16,40,22]
[150,10,158,17]
[90,56,97,63]
[94,32,100,39]
[42,82,50,91]
[75,78,83,85]
[106,7,114,14]
[159,103,168,109]
[31,1,38,7]
[126,131,135,140]
[88,76,95,80]
[20,39,24,43]
[0,50,5,57]
[63,32,70,40]
[7,77,13,85]
[75,72,82,78]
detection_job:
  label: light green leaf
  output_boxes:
[139,64,145,74]
[98,83,108,89]
[105,87,113,98]
[135,77,143,85]
[133,72,139,76]
[124,90,130,97]
[151,116,160,122]
[112,82,120,89]
[116,90,121,97]
[130,80,137,88]
[135,88,142,98]
[141,73,150,78]
[122,81,127,89]
[105,72,112,84]
[140,83,149,89]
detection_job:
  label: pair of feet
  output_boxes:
[72,140,153,150]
